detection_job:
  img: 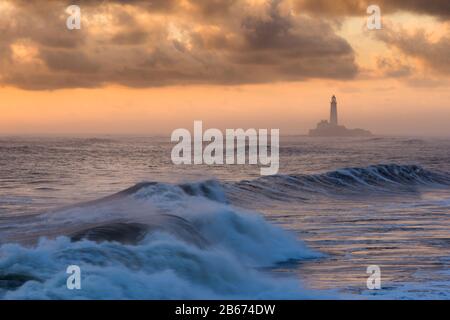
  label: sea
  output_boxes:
[0,135,449,299]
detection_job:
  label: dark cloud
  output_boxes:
[40,49,100,73]
[111,30,149,45]
[231,1,357,79]
[1,0,358,90]
[1,1,86,49]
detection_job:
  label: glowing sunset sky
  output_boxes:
[0,0,449,135]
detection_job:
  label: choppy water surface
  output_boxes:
[0,136,449,299]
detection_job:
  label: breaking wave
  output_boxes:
[0,177,321,299]
[1,164,448,299]
[71,164,450,207]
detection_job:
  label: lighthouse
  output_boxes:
[309,94,372,136]
[330,95,338,126]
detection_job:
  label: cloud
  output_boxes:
[376,57,412,78]
[293,0,450,19]
[375,25,450,75]
[0,0,358,90]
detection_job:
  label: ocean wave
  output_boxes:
[0,182,321,299]
[0,233,325,300]
[0,196,34,205]
[229,164,450,201]
[76,164,450,207]
[2,163,448,299]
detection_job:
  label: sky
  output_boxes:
[0,0,449,136]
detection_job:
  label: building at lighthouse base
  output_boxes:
[309,121,372,137]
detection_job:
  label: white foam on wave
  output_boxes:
[132,182,321,265]
[0,233,325,299]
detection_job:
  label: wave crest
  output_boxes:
[230,164,450,201]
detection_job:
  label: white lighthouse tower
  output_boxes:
[330,95,338,126]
